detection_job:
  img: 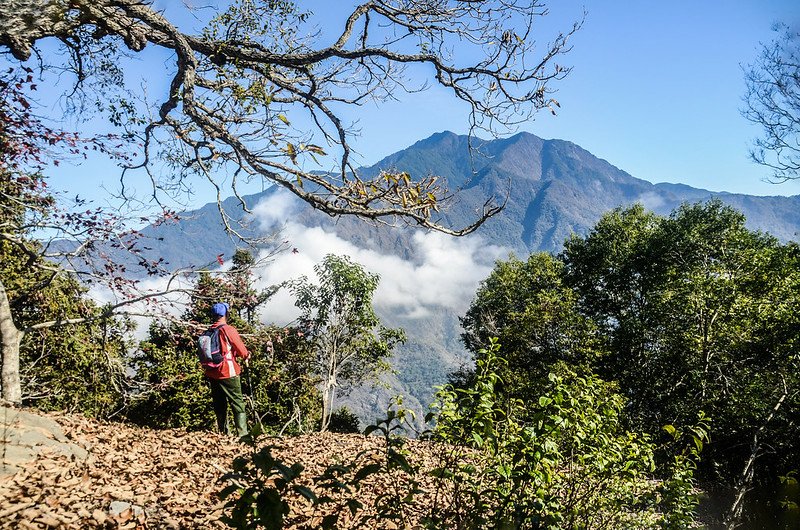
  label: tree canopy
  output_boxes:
[0,0,580,237]
[461,200,800,527]
[562,201,800,483]
[460,252,601,399]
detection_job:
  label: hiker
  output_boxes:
[199,302,250,437]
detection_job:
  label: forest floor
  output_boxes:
[0,406,440,529]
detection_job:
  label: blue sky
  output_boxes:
[324,0,800,197]
[11,0,800,205]
[519,1,800,197]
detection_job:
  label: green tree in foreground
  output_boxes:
[460,252,603,402]
[431,339,705,529]
[562,201,800,525]
[563,202,800,477]
[220,339,706,529]
[292,254,405,432]
[7,253,134,418]
[461,201,799,527]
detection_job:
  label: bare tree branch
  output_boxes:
[0,0,581,237]
[743,24,800,183]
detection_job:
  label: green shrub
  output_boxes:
[327,406,361,434]
[219,339,706,529]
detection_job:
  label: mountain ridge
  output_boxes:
[117,130,800,272]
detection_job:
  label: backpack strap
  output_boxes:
[216,324,232,353]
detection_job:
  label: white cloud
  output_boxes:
[636,191,666,211]
[251,190,509,324]
[88,273,199,341]
[252,189,299,228]
[87,189,509,335]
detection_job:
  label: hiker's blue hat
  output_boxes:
[212,302,230,317]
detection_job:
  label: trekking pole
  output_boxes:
[242,358,260,429]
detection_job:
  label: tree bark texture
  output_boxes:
[0,1,81,61]
[0,279,23,404]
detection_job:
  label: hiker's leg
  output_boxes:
[233,412,249,437]
[209,379,229,434]
[219,376,248,437]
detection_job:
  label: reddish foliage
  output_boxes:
[1,66,179,290]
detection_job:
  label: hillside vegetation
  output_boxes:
[2,347,702,530]
[5,195,800,528]
[75,130,800,438]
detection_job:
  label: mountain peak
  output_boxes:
[407,130,470,152]
[421,130,460,142]
[104,129,800,270]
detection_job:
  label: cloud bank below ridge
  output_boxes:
[251,190,509,324]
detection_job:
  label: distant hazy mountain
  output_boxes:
[98,131,800,422]
[369,131,800,250]
[125,131,800,272]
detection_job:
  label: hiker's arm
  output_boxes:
[225,327,250,360]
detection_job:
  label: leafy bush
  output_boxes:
[219,339,705,529]
[218,425,311,530]
[327,406,361,434]
[16,275,134,418]
[427,338,705,529]
[126,321,215,430]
